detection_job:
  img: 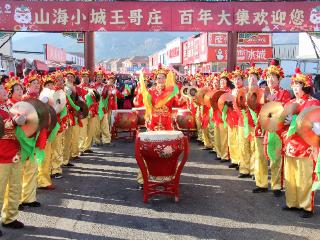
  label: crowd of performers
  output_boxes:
[135,61,320,219]
[0,67,125,236]
[0,60,320,236]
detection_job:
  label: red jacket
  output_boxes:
[0,103,20,164]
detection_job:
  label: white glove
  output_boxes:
[284,114,293,125]
[13,114,27,126]
[312,122,320,136]
[39,96,49,104]
[111,89,117,95]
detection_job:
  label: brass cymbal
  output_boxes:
[218,93,235,112]
[9,101,39,137]
[48,105,58,132]
[247,87,265,110]
[76,100,89,119]
[297,106,320,147]
[52,89,67,114]
[204,90,215,108]
[259,101,284,132]
[92,89,101,102]
[210,90,225,110]
[181,86,190,98]
[236,88,247,110]
[0,115,4,138]
[189,86,198,98]
[25,98,50,130]
[278,103,299,128]
[195,87,210,106]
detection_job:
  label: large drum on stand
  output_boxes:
[175,109,197,131]
[132,107,146,128]
[135,130,189,203]
[172,108,181,129]
[111,109,138,140]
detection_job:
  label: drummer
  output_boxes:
[0,75,25,232]
[20,70,43,209]
[261,60,291,197]
[281,68,320,218]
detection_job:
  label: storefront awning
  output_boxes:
[33,60,48,72]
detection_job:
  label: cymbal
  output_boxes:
[52,89,67,114]
[279,103,299,127]
[0,115,4,138]
[9,101,39,137]
[76,100,89,119]
[181,86,189,98]
[210,90,225,110]
[236,88,247,110]
[218,93,235,112]
[297,106,320,147]
[92,90,101,102]
[25,98,50,130]
[189,86,198,98]
[195,87,210,106]
[47,105,58,132]
[247,87,265,110]
[259,101,284,132]
[204,90,215,108]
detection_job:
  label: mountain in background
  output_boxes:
[12,32,196,62]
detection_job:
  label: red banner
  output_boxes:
[208,47,273,63]
[45,44,66,63]
[0,1,320,32]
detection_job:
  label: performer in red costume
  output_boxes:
[140,64,178,131]
[0,75,25,234]
[281,68,320,218]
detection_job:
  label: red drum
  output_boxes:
[111,109,138,140]
[172,108,180,121]
[132,107,146,127]
[175,109,196,130]
[112,109,138,131]
[135,131,189,203]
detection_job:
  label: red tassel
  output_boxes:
[35,128,48,150]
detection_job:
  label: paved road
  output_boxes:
[2,139,320,240]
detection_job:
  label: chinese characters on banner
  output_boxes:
[1,2,320,32]
[207,32,273,62]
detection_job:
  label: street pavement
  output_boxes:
[1,139,320,240]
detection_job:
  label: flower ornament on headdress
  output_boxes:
[80,67,90,76]
[219,69,232,80]
[194,69,203,79]
[51,67,64,80]
[245,63,263,78]
[262,59,285,80]
[291,68,313,87]
[153,63,169,78]
[23,70,41,87]
[231,66,245,79]
[42,71,54,86]
[5,72,21,92]
[94,67,106,77]
[64,66,78,77]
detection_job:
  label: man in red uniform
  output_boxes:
[262,60,292,197]
[0,76,25,234]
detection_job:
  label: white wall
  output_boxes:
[297,33,320,59]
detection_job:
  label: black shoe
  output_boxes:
[18,204,24,211]
[2,220,24,229]
[238,173,250,178]
[273,190,283,197]
[235,166,239,170]
[21,201,41,208]
[282,206,301,211]
[228,163,238,168]
[301,210,313,218]
[252,187,268,193]
[220,159,229,163]
[215,157,221,161]
[0,229,2,237]
[84,149,94,153]
[52,173,63,179]
[138,184,143,190]
[80,152,84,156]
[63,163,74,168]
